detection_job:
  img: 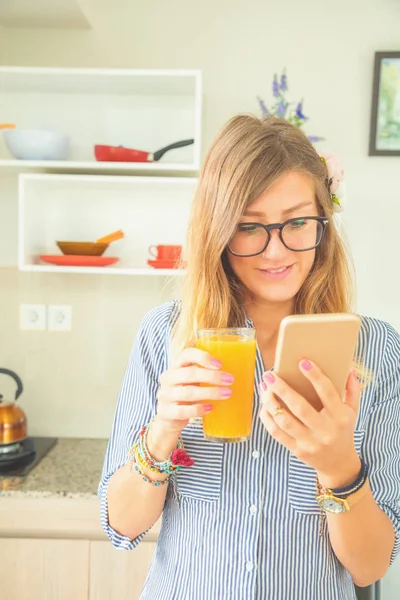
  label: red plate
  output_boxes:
[147,259,180,269]
[39,255,119,267]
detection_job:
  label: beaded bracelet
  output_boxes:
[129,451,169,487]
[136,436,179,476]
[127,419,194,485]
[136,421,194,473]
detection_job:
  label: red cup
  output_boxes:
[148,244,182,261]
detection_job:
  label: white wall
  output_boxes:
[1,0,399,329]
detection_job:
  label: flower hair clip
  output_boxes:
[320,153,347,213]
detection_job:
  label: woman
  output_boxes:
[99,115,400,600]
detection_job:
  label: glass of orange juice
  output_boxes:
[196,328,257,443]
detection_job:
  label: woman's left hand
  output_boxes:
[259,359,362,488]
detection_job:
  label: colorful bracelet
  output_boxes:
[127,419,194,485]
[137,421,194,474]
[137,435,178,475]
[129,451,169,487]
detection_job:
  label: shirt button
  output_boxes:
[246,561,254,572]
[250,504,257,515]
[252,450,260,459]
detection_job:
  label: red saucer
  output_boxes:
[40,255,119,267]
[147,259,180,269]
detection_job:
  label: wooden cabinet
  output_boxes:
[0,538,89,600]
[89,540,156,600]
[0,497,160,600]
[0,537,156,600]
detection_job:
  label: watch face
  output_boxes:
[318,497,347,514]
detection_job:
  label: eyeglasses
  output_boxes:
[228,216,329,257]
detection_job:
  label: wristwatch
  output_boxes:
[316,459,369,514]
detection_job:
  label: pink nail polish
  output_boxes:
[220,388,232,397]
[211,358,222,369]
[350,368,359,381]
[300,359,313,371]
[259,381,267,393]
[204,404,213,412]
[263,372,275,385]
[222,373,234,384]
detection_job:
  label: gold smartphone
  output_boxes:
[274,313,361,411]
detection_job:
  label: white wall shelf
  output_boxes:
[0,159,198,177]
[19,265,186,276]
[18,173,197,275]
[0,66,202,173]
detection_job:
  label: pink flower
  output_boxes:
[321,152,344,193]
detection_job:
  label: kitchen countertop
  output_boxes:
[0,438,108,499]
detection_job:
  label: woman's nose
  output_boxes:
[262,229,288,260]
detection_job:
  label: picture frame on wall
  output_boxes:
[369,51,400,156]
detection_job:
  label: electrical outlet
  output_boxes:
[20,304,46,331]
[47,305,72,331]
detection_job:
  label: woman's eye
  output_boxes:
[289,219,306,229]
[238,224,260,236]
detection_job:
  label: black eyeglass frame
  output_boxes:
[227,216,329,257]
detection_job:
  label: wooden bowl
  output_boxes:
[56,241,109,256]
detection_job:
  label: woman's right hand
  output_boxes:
[155,348,234,434]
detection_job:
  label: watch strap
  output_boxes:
[317,477,370,513]
[316,458,370,514]
[330,458,368,498]
[345,477,370,508]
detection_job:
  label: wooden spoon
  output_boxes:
[96,230,124,245]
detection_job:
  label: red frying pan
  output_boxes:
[94,139,194,163]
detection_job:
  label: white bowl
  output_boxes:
[3,129,70,161]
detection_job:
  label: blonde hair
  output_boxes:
[173,115,355,354]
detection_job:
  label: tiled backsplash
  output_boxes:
[0,267,179,439]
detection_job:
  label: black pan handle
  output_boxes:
[153,139,194,162]
[0,368,24,401]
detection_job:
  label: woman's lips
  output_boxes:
[258,265,293,280]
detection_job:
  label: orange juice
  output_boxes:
[196,329,257,442]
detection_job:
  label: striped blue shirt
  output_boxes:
[99,300,400,600]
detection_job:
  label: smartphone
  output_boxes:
[274,313,361,411]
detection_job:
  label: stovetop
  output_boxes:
[0,437,58,477]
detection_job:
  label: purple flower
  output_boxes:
[276,101,287,118]
[296,101,307,120]
[280,72,288,92]
[272,74,280,98]
[308,135,325,143]
[257,96,269,117]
